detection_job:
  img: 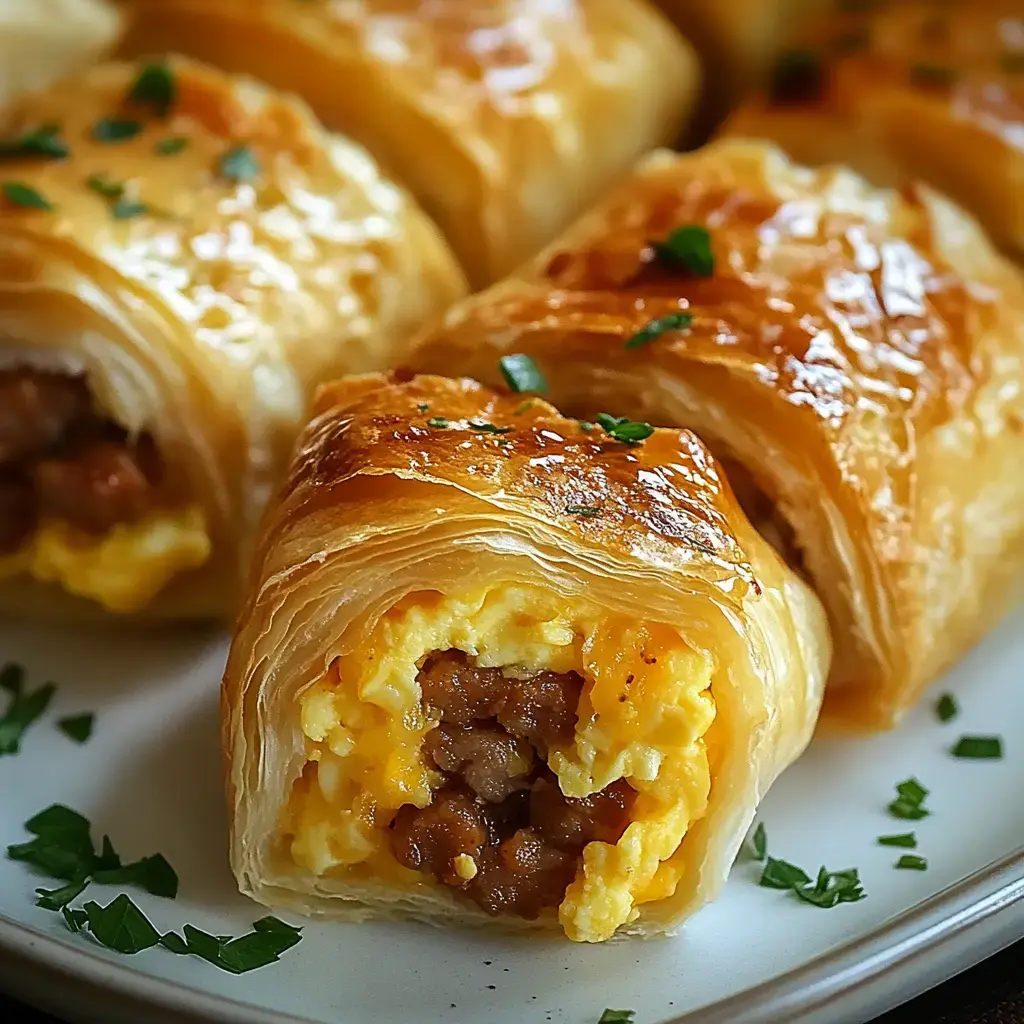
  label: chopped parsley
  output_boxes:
[877,833,916,848]
[111,200,149,220]
[2,182,53,211]
[219,145,260,182]
[760,858,865,908]
[92,119,143,144]
[57,713,94,744]
[624,313,693,350]
[426,417,449,429]
[499,354,547,394]
[651,225,714,275]
[155,136,188,156]
[909,63,958,88]
[468,421,514,434]
[935,693,958,723]
[0,125,69,160]
[596,412,654,445]
[769,50,823,104]
[895,855,927,871]
[0,665,55,753]
[127,63,175,118]
[86,174,124,199]
[888,777,929,820]
[416,403,429,412]
[565,506,600,517]
[950,735,1003,760]
[159,915,303,973]
[598,1012,635,1024]
[751,822,767,861]
[8,804,178,898]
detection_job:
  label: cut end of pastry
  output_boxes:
[0,366,212,613]
[280,583,715,943]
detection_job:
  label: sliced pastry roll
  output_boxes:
[0,57,465,617]
[405,138,1024,728]
[115,0,700,286]
[222,374,829,942]
[724,0,1024,258]
[0,0,122,108]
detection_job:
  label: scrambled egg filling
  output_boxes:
[0,505,211,613]
[286,584,716,943]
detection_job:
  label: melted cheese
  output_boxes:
[287,583,716,942]
[0,505,211,613]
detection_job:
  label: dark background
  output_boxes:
[2,938,1023,1023]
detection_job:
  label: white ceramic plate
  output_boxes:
[1,610,1023,1024]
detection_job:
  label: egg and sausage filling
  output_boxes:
[0,366,210,612]
[284,584,717,942]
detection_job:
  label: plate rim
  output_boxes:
[2,844,1023,1024]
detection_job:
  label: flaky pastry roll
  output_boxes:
[0,0,122,108]
[406,137,1024,728]
[222,374,828,942]
[0,57,465,617]
[115,0,699,286]
[724,0,1024,259]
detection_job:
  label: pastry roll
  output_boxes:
[115,0,700,286]
[222,374,828,941]
[0,57,465,618]
[723,0,1024,258]
[0,0,121,108]
[405,138,1024,728]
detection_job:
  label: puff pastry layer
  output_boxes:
[116,0,700,286]
[724,0,1024,259]
[222,373,828,941]
[406,138,1024,728]
[0,56,465,617]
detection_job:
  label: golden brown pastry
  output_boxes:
[405,137,1024,729]
[115,0,700,286]
[222,373,829,942]
[723,0,1024,258]
[650,0,830,122]
[0,57,465,618]
[0,0,122,108]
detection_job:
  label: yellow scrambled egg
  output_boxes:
[0,505,211,613]
[286,584,716,943]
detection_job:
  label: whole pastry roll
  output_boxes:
[723,0,1024,258]
[0,57,465,617]
[222,374,829,942]
[405,138,1024,728]
[0,0,121,108]
[115,0,699,286]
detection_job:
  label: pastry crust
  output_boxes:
[0,57,466,618]
[222,373,829,938]
[405,137,1024,728]
[115,0,700,286]
[0,0,122,108]
[723,0,1024,259]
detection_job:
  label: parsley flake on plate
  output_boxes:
[751,822,767,861]
[651,224,714,275]
[127,63,176,118]
[92,118,143,144]
[468,421,514,434]
[57,713,94,744]
[0,125,69,160]
[111,199,149,220]
[426,417,449,429]
[2,182,53,211]
[624,313,693,350]
[86,174,124,199]
[877,833,916,849]
[935,693,958,723]
[499,354,547,394]
[160,916,303,974]
[219,145,260,182]
[760,856,865,908]
[951,735,1003,759]
[0,665,55,754]
[596,412,654,444]
[895,855,927,871]
[598,1012,635,1024]
[155,136,188,156]
[888,777,929,820]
